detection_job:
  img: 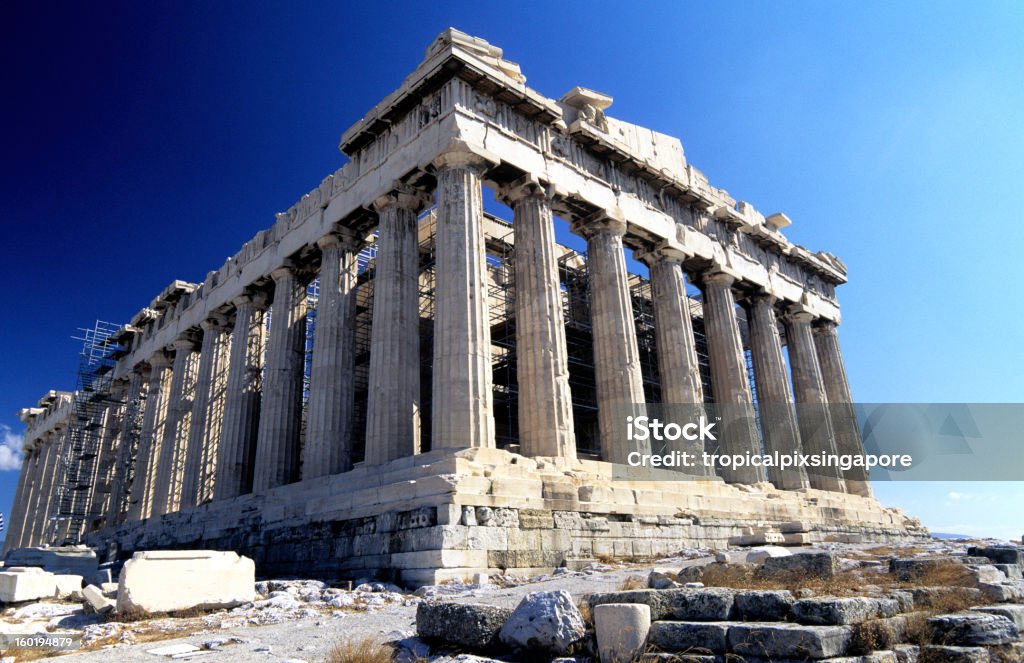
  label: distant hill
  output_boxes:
[932,532,973,540]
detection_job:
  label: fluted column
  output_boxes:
[431,151,495,450]
[579,217,648,464]
[215,293,267,499]
[151,336,200,516]
[127,352,173,521]
[180,316,231,509]
[814,320,871,496]
[106,367,146,525]
[31,430,64,545]
[253,267,308,491]
[642,249,711,475]
[304,232,360,475]
[365,189,429,465]
[785,310,845,492]
[746,294,809,490]
[5,446,37,551]
[699,271,765,484]
[499,178,575,458]
[84,386,127,529]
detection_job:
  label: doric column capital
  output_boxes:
[634,241,690,267]
[784,306,816,324]
[494,174,552,206]
[744,291,779,308]
[373,183,432,214]
[148,350,173,370]
[316,227,358,251]
[232,291,269,311]
[270,264,299,283]
[431,143,493,172]
[813,318,840,335]
[171,331,200,352]
[571,213,627,239]
[200,313,230,332]
[700,269,737,289]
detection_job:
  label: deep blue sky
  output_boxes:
[2,2,1021,541]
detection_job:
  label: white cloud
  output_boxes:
[0,424,24,471]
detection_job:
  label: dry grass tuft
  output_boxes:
[326,636,395,663]
[576,599,593,627]
[618,575,648,591]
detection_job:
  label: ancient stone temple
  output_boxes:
[6,29,923,585]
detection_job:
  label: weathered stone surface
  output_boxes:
[919,645,990,662]
[746,545,793,564]
[417,601,512,651]
[793,597,899,625]
[83,584,115,614]
[498,590,585,654]
[822,653,899,663]
[928,612,1018,646]
[588,589,673,620]
[978,580,1024,602]
[763,551,840,578]
[970,603,1024,630]
[53,573,84,600]
[728,622,853,659]
[993,564,1022,580]
[647,621,728,653]
[4,547,98,576]
[892,644,920,663]
[967,545,1024,566]
[116,550,255,614]
[649,570,680,589]
[0,567,56,603]
[734,590,794,621]
[594,603,650,663]
[667,587,735,621]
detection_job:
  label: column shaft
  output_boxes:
[181,318,231,509]
[646,253,710,475]
[785,311,846,492]
[431,153,495,450]
[253,268,307,490]
[106,368,146,524]
[746,295,808,490]
[127,354,173,520]
[151,338,200,516]
[814,321,871,496]
[502,183,576,458]
[215,295,266,499]
[700,272,765,483]
[366,195,425,464]
[4,446,35,552]
[584,220,647,464]
[22,441,49,546]
[304,234,359,476]
[31,431,63,545]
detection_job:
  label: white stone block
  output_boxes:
[594,603,650,663]
[83,584,115,614]
[0,567,57,603]
[116,550,255,615]
[53,574,84,600]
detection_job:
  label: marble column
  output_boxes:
[699,271,765,484]
[784,310,846,492]
[215,293,267,499]
[106,367,146,525]
[127,351,173,521]
[642,248,711,475]
[814,320,871,496]
[151,335,200,516]
[84,387,127,529]
[579,217,648,464]
[431,151,495,450]
[745,294,809,490]
[304,231,360,476]
[253,267,308,491]
[365,189,429,465]
[31,430,63,545]
[180,315,231,509]
[500,178,575,458]
[5,446,36,551]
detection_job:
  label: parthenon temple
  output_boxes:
[5,29,922,585]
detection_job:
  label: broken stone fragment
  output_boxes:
[928,611,1019,646]
[498,590,585,655]
[416,601,512,651]
[115,550,255,615]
